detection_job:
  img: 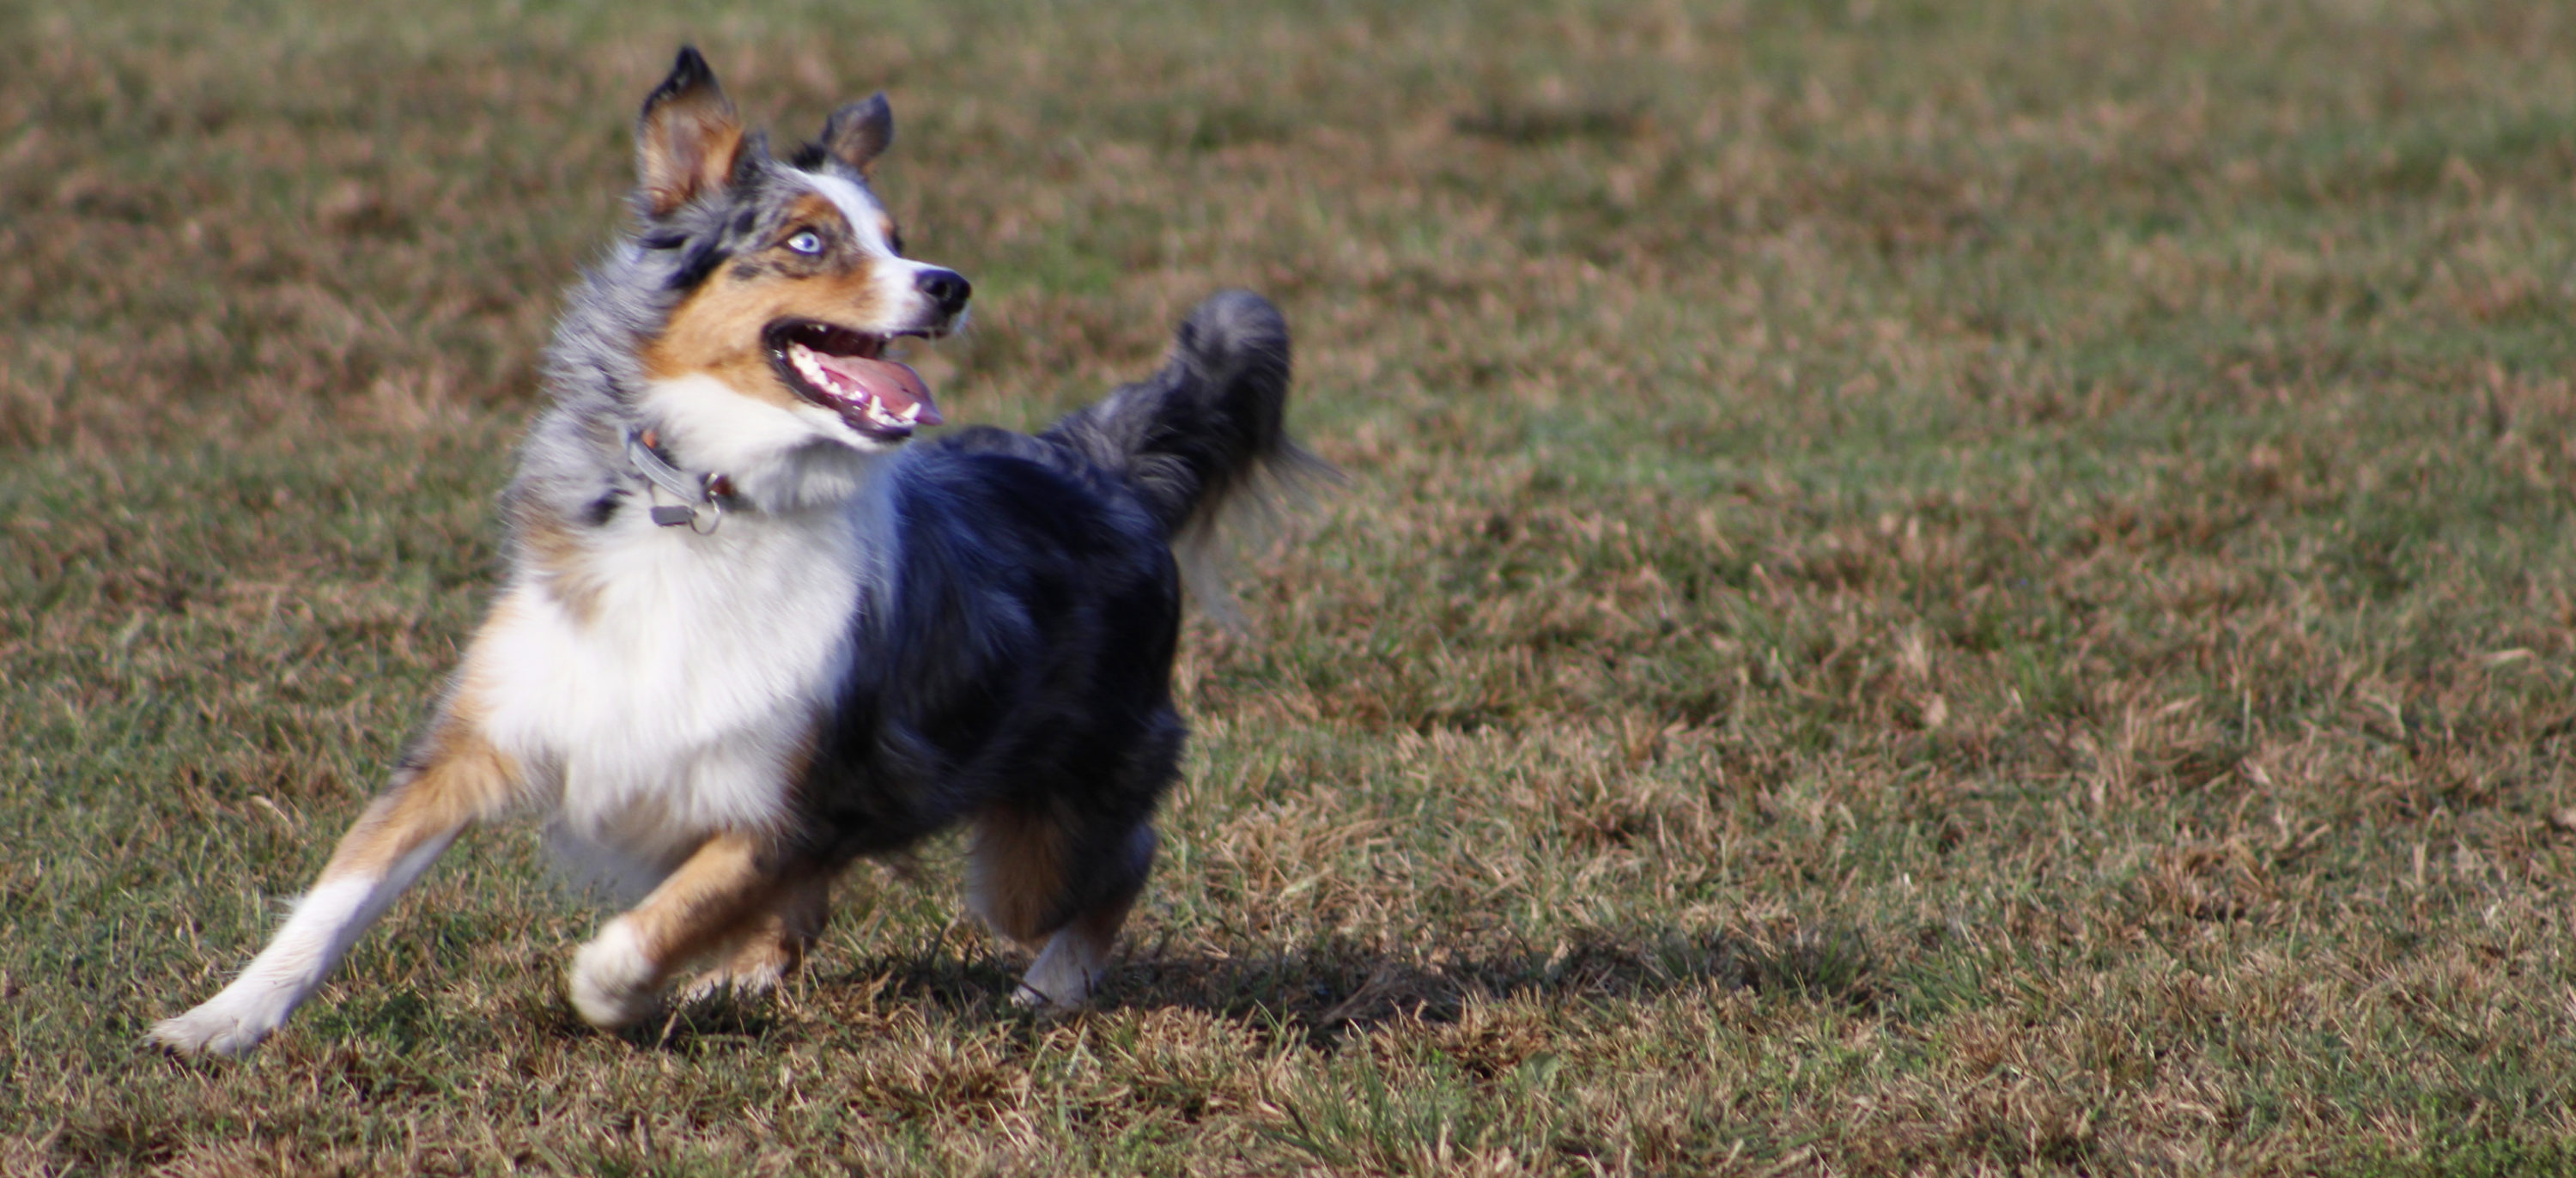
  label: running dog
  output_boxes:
[152,47,1308,1054]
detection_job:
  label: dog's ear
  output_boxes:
[637,47,746,216]
[817,94,895,174]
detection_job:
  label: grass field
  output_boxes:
[8,0,2576,1172]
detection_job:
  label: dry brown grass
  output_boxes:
[9,0,2576,1173]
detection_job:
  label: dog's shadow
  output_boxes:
[660,924,1886,1052]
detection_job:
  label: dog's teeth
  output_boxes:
[787,341,914,431]
[790,346,854,398]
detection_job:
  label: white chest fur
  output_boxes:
[473,489,887,877]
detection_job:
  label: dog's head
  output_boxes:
[631,48,969,453]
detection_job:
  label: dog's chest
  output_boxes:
[477,503,881,845]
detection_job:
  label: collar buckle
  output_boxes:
[626,428,729,535]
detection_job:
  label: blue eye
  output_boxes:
[786,230,823,255]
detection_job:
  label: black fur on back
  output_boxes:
[793,425,1184,895]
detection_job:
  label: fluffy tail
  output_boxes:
[1045,290,1325,624]
[1047,289,1320,540]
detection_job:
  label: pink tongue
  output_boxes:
[811,353,943,427]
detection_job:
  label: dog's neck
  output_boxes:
[630,374,892,518]
[624,427,736,532]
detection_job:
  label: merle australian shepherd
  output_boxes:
[153,48,1309,1054]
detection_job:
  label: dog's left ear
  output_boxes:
[817,94,895,174]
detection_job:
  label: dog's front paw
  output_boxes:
[149,993,289,1056]
[568,920,664,1029]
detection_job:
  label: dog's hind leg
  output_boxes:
[676,869,833,1004]
[568,831,802,1029]
[970,806,1157,1011]
[149,705,520,1055]
[1013,827,1153,1011]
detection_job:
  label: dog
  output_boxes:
[151,47,1309,1054]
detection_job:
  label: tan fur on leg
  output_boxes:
[678,871,832,1003]
[971,817,1155,1011]
[967,804,1071,942]
[568,831,793,1028]
[321,707,519,879]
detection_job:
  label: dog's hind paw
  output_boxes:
[1010,981,1081,1014]
[1010,920,1115,1013]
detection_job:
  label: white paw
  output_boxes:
[568,920,662,1029]
[1013,935,1103,1012]
[1010,981,1082,1012]
[149,991,291,1056]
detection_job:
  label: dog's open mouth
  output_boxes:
[766,320,944,441]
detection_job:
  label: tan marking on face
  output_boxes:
[316,652,521,881]
[640,223,900,403]
[784,191,843,237]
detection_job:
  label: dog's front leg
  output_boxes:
[150,716,519,1055]
[676,870,833,1004]
[567,831,793,1029]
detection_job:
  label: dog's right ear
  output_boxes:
[637,47,745,217]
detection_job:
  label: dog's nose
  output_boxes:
[916,269,971,318]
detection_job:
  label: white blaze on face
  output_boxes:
[800,171,948,325]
